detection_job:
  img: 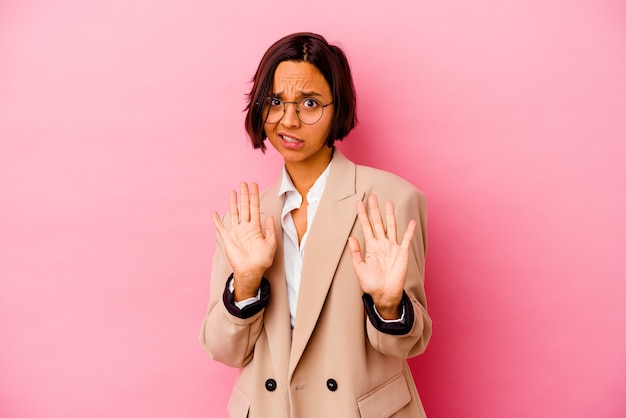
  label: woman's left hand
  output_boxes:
[348,195,417,320]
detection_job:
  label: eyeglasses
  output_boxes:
[263,97,334,125]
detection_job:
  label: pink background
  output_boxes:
[1,0,625,417]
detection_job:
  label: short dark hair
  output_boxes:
[244,32,357,151]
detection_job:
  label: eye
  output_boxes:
[269,98,282,107]
[300,98,320,109]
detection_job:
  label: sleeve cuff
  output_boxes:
[374,303,406,323]
[362,291,414,335]
[222,273,270,319]
[229,280,261,309]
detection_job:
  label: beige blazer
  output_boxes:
[200,149,432,418]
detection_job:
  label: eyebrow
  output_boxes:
[271,90,323,98]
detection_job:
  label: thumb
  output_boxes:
[211,211,226,237]
[348,236,363,265]
[264,216,276,243]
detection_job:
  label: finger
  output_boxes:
[348,236,364,265]
[356,200,374,240]
[400,219,417,250]
[250,182,261,223]
[367,195,386,239]
[211,211,227,237]
[386,201,398,243]
[263,216,276,245]
[228,189,239,225]
[239,182,250,222]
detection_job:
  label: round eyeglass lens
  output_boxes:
[265,98,326,125]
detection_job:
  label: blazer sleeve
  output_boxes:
[199,216,267,368]
[365,187,432,359]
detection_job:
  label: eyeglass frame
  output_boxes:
[262,97,334,125]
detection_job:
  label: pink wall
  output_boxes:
[1,0,625,417]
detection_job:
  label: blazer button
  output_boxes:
[326,378,338,392]
[265,378,277,392]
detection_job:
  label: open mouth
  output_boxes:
[280,134,303,143]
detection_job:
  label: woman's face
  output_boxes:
[264,60,334,171]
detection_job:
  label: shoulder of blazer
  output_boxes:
[355,164,420,193]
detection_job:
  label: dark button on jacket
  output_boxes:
[326,378,338,391]
[265,378,277,392]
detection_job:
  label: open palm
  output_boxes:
[212,182,276,299]
[348,195,416,319]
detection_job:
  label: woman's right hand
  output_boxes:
[211,182,276,301]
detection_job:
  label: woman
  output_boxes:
[200,32,432,418]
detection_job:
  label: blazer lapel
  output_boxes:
[289,149,364,378]
[260,180,292,381]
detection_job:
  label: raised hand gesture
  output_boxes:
[211,182,276,301]
[348,195,417,320]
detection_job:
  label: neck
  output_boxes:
[285,148,333,196]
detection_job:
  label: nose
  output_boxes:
[280,102,301,127]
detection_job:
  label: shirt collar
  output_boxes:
[278,159,333,204]
[278,166,297,196]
